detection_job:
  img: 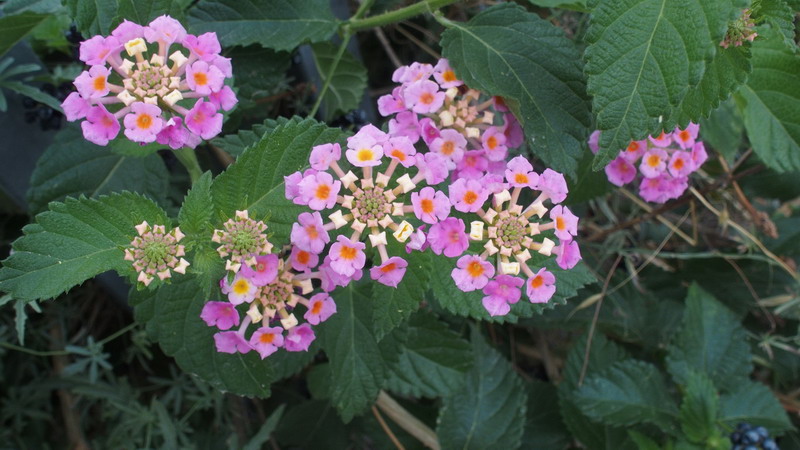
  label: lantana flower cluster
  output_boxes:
[61,15,237,148]
[589,123,708,203]
[125,221,190,287]
[200,211,335,359]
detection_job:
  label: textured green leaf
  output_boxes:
[228,45,291,109]
[0,192,168,301]
[752,0,797,50]
[274,400,349,449]
[318,282,386,422]
[1,0,64,14]
[1,80,63,112]
[679,371,719,444]
[573,359,679,431]
[64,0,119,36]
[27,126,169,214]
[243,405,285,450]
[188,0,338,51]
[719,381,793,433]
[735,28,800,172]
[311,42,368,122]
[211,116,304,158]
[527,0,589,12]
[114,0,190,24]
[666,284,752,392]
[440,3,591,178]
[436,327,527,450]
[385,311,473,398]
[0,12,49,58]
[129,275,273,397]
[699,98,744,163]
[522,381,571,449]
[177,171,214,237]
[210,117,346,242]
[585,0,720,168]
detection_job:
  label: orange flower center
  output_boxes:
[556,216,566,231]
[466,260,484,278]
[646,154,661,167]
[296,250,310,264]
[101,116,115,127]
[441,141,455,155]
[420,198,434,214]
[673,158,684,170]
[315,184,330,200]
[311,301,324,315]
[487,136,498,150]
[463,191,478,204]
[514,173,528,184]
[93,76,106,91]
[193,71,208,86]
[627,141,639,152]
[136,114,152,129]
[380,263,397,273]
[357,148,374,161]
[305,225,318,239]
[531,276,544,288]
[419,92,434,105]
[259,332,275,344]
[679,130,690,141]
[339,246,357,260]
[390,149,406,161]
[232,279,250,295]
[442,70,456,82]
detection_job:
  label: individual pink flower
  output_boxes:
[183,32,221,61]
[290,246,319,272]
[378,86,406,116]
[502,114,524,148]
[240,254,280,286]
[211,55,233,77]
[388,111,420,143]
[639,175,670,203]
[449,178,489,213]
[398,62,434,83]
[649,131,672,147]
[214,331,252,354]
[427,217,469,257]
[482,275,524,316]
[319,256,362,291]
[673,123,699,149]
[554,240,581,270]
[411,187,451,224]
[605,156,637,186]
[640,148,669,178]
[285,169,316,204]
[668,151,693,177]
[406,226,428,253]
[226,273,258,305]
[329,235,366,277]
[310,143,341,170]
[123,102,163,143]
[74,65,111,99]
[433,59,462,88]
[431,129,467,164]
[346,136,384,167]
[291,212,330,254]
[451,255,494,292]
[537,169,569,204]
[481,127,508,161]
[145,15,187,44]
[184,100,223,140]
[298,171,340,210]
[156,117,200,150]
[61,92,90,122]
[588,130,601,154]
[526,268,556,303]
[81,105,120,146]
[419,118,441,146]
[550,205,579,241]
[404,79,445,114]
[370,257,408,287]
[111,20,144,42]
[691,141,708,169]
[78,35,119,66]
[621,139,647,162]
[186,61,225,95]
[383,136,417,167]
[482,295,511,316]
[249,326,284,359]
[415,153,449,185]
[284,324,315,352]
[456,151,489,179]
[208,85,238,111]
[200,302,240,330]
[505,156,539,188]
[304,293,337,325]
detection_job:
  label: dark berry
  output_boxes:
[763,439,778,450]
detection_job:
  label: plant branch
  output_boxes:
[347,0,460,32]
[375,391,440,450]
[173,147,203,184]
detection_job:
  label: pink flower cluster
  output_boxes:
[200,210,336,359]
[61,15,237,148]
[124,221,190,287]
[590,123,708,203]
[721,9,757,48]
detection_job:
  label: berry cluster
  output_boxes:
[730,423,778,450]
[589,123,708,203]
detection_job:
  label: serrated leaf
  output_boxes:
[385,311,472,398]
[440,3,591,178]
[210,117,346,242]
[274,400,349,449]
[64,0,119,36]
[436,327,526,450]
[114,0,190,25]
[719,380,793,433]
[27,125,169,214]
[0,12,50,58]
[699,98,744,163]
[228,45,291,109]
[129,276,273,397]
[0,192,168,301]
[522,381,571,449]
[680,371,719,444]
[178,171,213,237]
[752,0,797,50]
[188,0,338,51]
[573,359,679,431]
[585,0,720,168]
[310,42,368,122]
[735,28,800,172]
[318,281,386,422]
[666,283,752,392]
[211,116,304,158]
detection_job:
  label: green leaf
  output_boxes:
[129,275,273,397]
[188,0,338,51]
[64,0,119,36]
[527,0,589,12]
[211,116,304,158]
[1,0,64,14]
[1,80,63,112]
[565,149,615,205]
[436,327,527,450]
[627,431,662,450]
[210,117,346,242]
[114,0,190,25]
[522,381,571,449]
[735,28,800,172]
[317,282,386,422]
[27,125,169,215]
[0,12,50,58]
[752,0,797,50]
[585,0,720,168]
[177,171,214,237]
[243,405,285,450]
[274,400,349,448]
[698,98,744,163]
[666,283,752,392]
[310,42,368,122]
[573,359,679,431]
[440,3,591,178]
[385,311,473,398]
[228,45,291,109]
[719,380,793,433]
[679,371,719,444]
[0,192,168,301]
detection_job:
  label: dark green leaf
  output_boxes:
[752,0,797,50]
[243,405,285,450]
[1,0,64,14]
[440,3,591,178]
[210,116,303,158]
[274,400,349,448]
[719,381,793,433]
[0,12,50,58]
[679,371,719,444]
[64,0,119,36]
[527,0,589,12]
[1,80,63,112]
[311,42,368,122]
[114,0,190,25]
[177,171,214,237]
[188,0,338,51]
[227,45,291,109]
[698,99,744,163]
[522,380,571,449]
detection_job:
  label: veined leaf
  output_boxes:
[211,116,304,158]
[719,380,793,433]
[522,381,572,449]
[679,371,720,444]
[440,3,591,179]
[64,0,118,36]
[0,192,168,301]
[310,42,368,122]
[752,0,797,51]
[0,12,50,58]
[114,0,190,25]
[188,0,338,51]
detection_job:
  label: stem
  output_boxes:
[0,322,137,357]
[346,0,460,32]
[173,147,203,184]
[309,33,352,118]
[375,391,440,450]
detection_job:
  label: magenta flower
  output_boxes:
[144,15,187,44]
[346,131,384,167]
[588,130,601,154]
[482,275,524,316]
[111,20,144,42]
[290,246,319,272]
[481,127,508,161]
[605,156,637,186]
[200,302,240,330]
[74,65,112,99]
[502,114,525,148]
[433,59,462,88]
[329,235,366,277]
[419,118,441,146]
[449,178,489,213]
[668,151,693,177]
[81,105,120,146]
[370,257,408,287]
[185,100,223,140]
[537,169,569,204]
[226,273,258,305]
[397,62,434,83]
[428,217,468,257]
[208,85,238,111]
[431,129,467,164]
[388,111,420,142]
[549,205,579,241]
[526,268,556,303]
[214,331,252,354]
[649,131,673,147]
[456,151,489,179]
[304,293,337,325]
[673,122,699,149]
[186,61,225,95]
[404,79,445,114]
[415,153,449,185]
[284,324,315,352]
[621,139,648,162]
[285,169,316,204]
[691,142,708,168]
[640,148,669,178]
[182,32,221,61]
[123,102,163,143]
[482,294,511,316]
[249,326,284,359]
[411,187,451,224]
[156,117,201,150]
[298,171,341,210]
[554,240,581,270]
[291,212,330,254]
[79,35,119,66]
[378,86,406,116]
[62,92,90,121]
[505,156,539,188]
[383,136,417,167]
[451,255,494,292]
[310,143,342,171]
[240,254,280,286]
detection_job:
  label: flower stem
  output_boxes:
[375,391,440,449]
[309,33,352,118]
[174,147,203,184]
[346,0,460,32]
